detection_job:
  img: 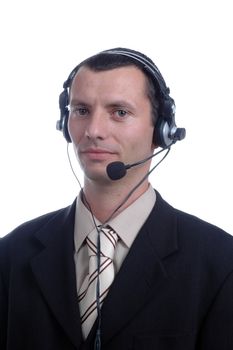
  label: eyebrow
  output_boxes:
[69,99,91,107]
[105,100,136,111]
[69,99,136,111]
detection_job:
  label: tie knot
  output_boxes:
[87,225,118,260]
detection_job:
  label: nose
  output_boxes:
[85,110,108,140]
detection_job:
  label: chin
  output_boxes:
[84,167,110,184]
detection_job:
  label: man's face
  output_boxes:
[68,65,155,183]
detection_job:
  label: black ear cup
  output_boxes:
[56,90,72,143]
[153,97,177,147]
[154,116,186,148]
[61,111,71,143]
[154,118,173,148]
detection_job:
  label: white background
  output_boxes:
[0,0,232,237]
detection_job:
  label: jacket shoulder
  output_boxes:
[155,191,233,264]
[175,206,232,242]
[0,201,76,247]
[156,190,232,239]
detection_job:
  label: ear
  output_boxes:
[151,139,158,151]
[152,128,159,149]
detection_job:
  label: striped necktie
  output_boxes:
[78,225,118,339]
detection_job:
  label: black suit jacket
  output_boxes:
[1,191,233,349]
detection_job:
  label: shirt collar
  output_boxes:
[74,185,156,252]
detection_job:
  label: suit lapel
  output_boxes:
[30,201,83,349]
[99,191,179,345]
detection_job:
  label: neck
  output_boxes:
[82,176,150,223]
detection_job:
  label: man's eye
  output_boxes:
[70,106,88,116]
[115,110,127,118]
[78,108,88,115]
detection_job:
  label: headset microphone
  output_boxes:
[106,161,127,180]
[106,147,171,181]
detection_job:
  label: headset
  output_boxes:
[56,48,186,148]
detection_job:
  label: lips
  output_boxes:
[81,148,116,161]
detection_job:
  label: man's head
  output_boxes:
[67,63,158,185]
[57,48,183,149]
[69,48,161,126]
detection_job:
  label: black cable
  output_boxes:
[67,144,102,348]
[102,146,171,224]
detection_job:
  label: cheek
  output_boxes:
[122,128,154,158]
[127,124,154,149]
[68,117,82,144]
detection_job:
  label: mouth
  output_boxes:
[80,148,116,161]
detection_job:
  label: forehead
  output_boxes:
[70,65,148,97]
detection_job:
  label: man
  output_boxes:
[1,48,233,350]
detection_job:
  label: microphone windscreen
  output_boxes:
[175,128,186,141]
[106,161,127,180]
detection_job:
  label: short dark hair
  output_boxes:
[73,48,160,125]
